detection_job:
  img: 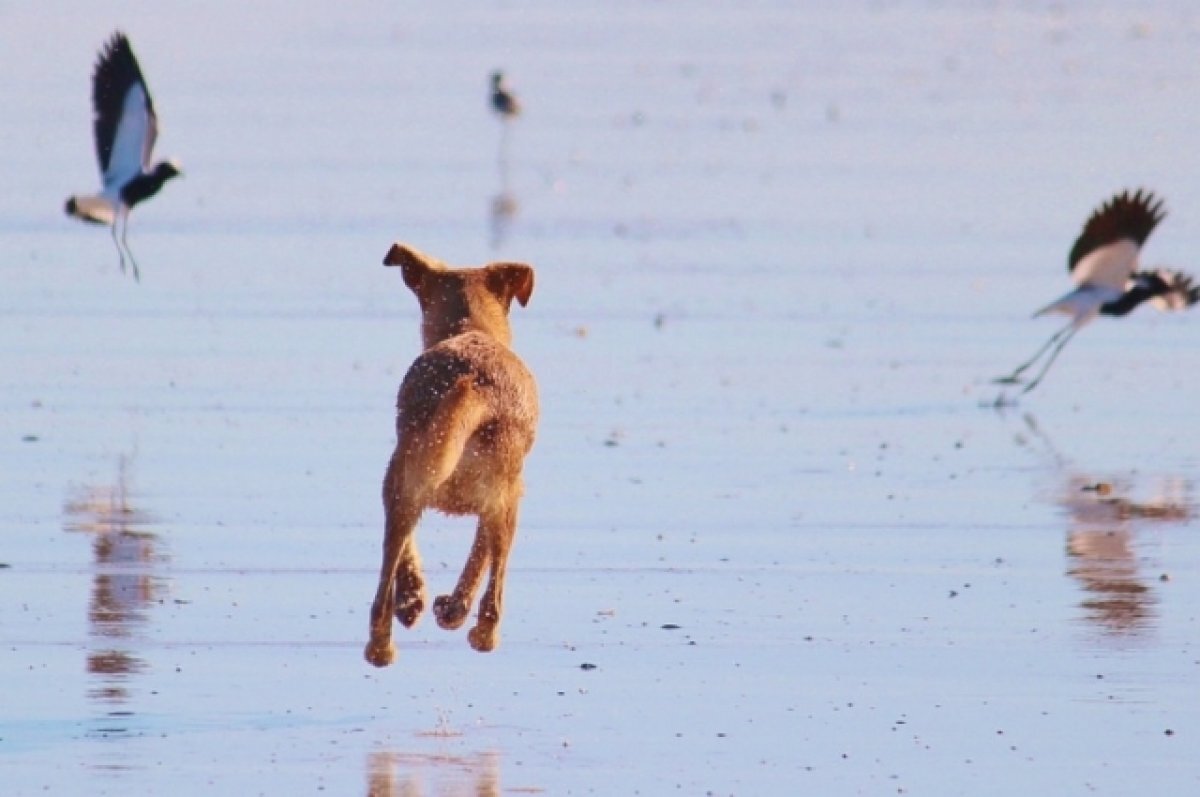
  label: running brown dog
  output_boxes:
[365,243,538,667]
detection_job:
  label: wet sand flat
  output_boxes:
[2,2,1200,794]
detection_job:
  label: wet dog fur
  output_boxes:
[365,243,538,667]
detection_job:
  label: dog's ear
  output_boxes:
[383,243,438,293]
[485,263,535,308]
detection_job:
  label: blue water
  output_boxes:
[2,2,1199,794]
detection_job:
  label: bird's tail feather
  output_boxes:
[65,195,115,225]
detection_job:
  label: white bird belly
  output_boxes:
[1033,284,1121,322]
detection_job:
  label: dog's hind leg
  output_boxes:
[384,450,427,629]
[433,521,491,632]
[467,502,519,652]
[365,452,425,668]
[434,501,517,651]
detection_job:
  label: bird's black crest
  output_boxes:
[92,31,153,174]
[1068,189,1166,272]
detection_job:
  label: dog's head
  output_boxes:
[384,243,534,349]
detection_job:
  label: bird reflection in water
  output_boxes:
[63,453,164,726]
[1061,475,1190,637]
[366,750,502,797]
[1008,413,1192,638]
[490,190,519,251]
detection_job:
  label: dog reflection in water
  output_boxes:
[365,243,538,666]
[366,751,501,797]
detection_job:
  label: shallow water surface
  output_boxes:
[2,2,1200,795]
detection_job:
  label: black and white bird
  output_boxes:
[65,32,182,281]
[996,189,1200,393]
[490,71,521,120]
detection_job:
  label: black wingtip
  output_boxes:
[96,31,133,68]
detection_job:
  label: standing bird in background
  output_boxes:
[489,71,520,249]
[490,71,521,121]
[996,189,1200,394]
[65,32,182,281]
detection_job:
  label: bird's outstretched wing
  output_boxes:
[1068,189,1166,290]
[91,32,158,191]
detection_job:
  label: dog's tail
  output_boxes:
[402,375,487,496]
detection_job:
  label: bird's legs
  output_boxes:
[110,214,127,275]
[110,207,140,281]
[994,319,1075,385]
[120,208,140,282]
[1020,325,1080,394]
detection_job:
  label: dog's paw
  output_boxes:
[433,594,470,630]
[364,638,397,668]
[395,592,426,628]
[467,625,499,652]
